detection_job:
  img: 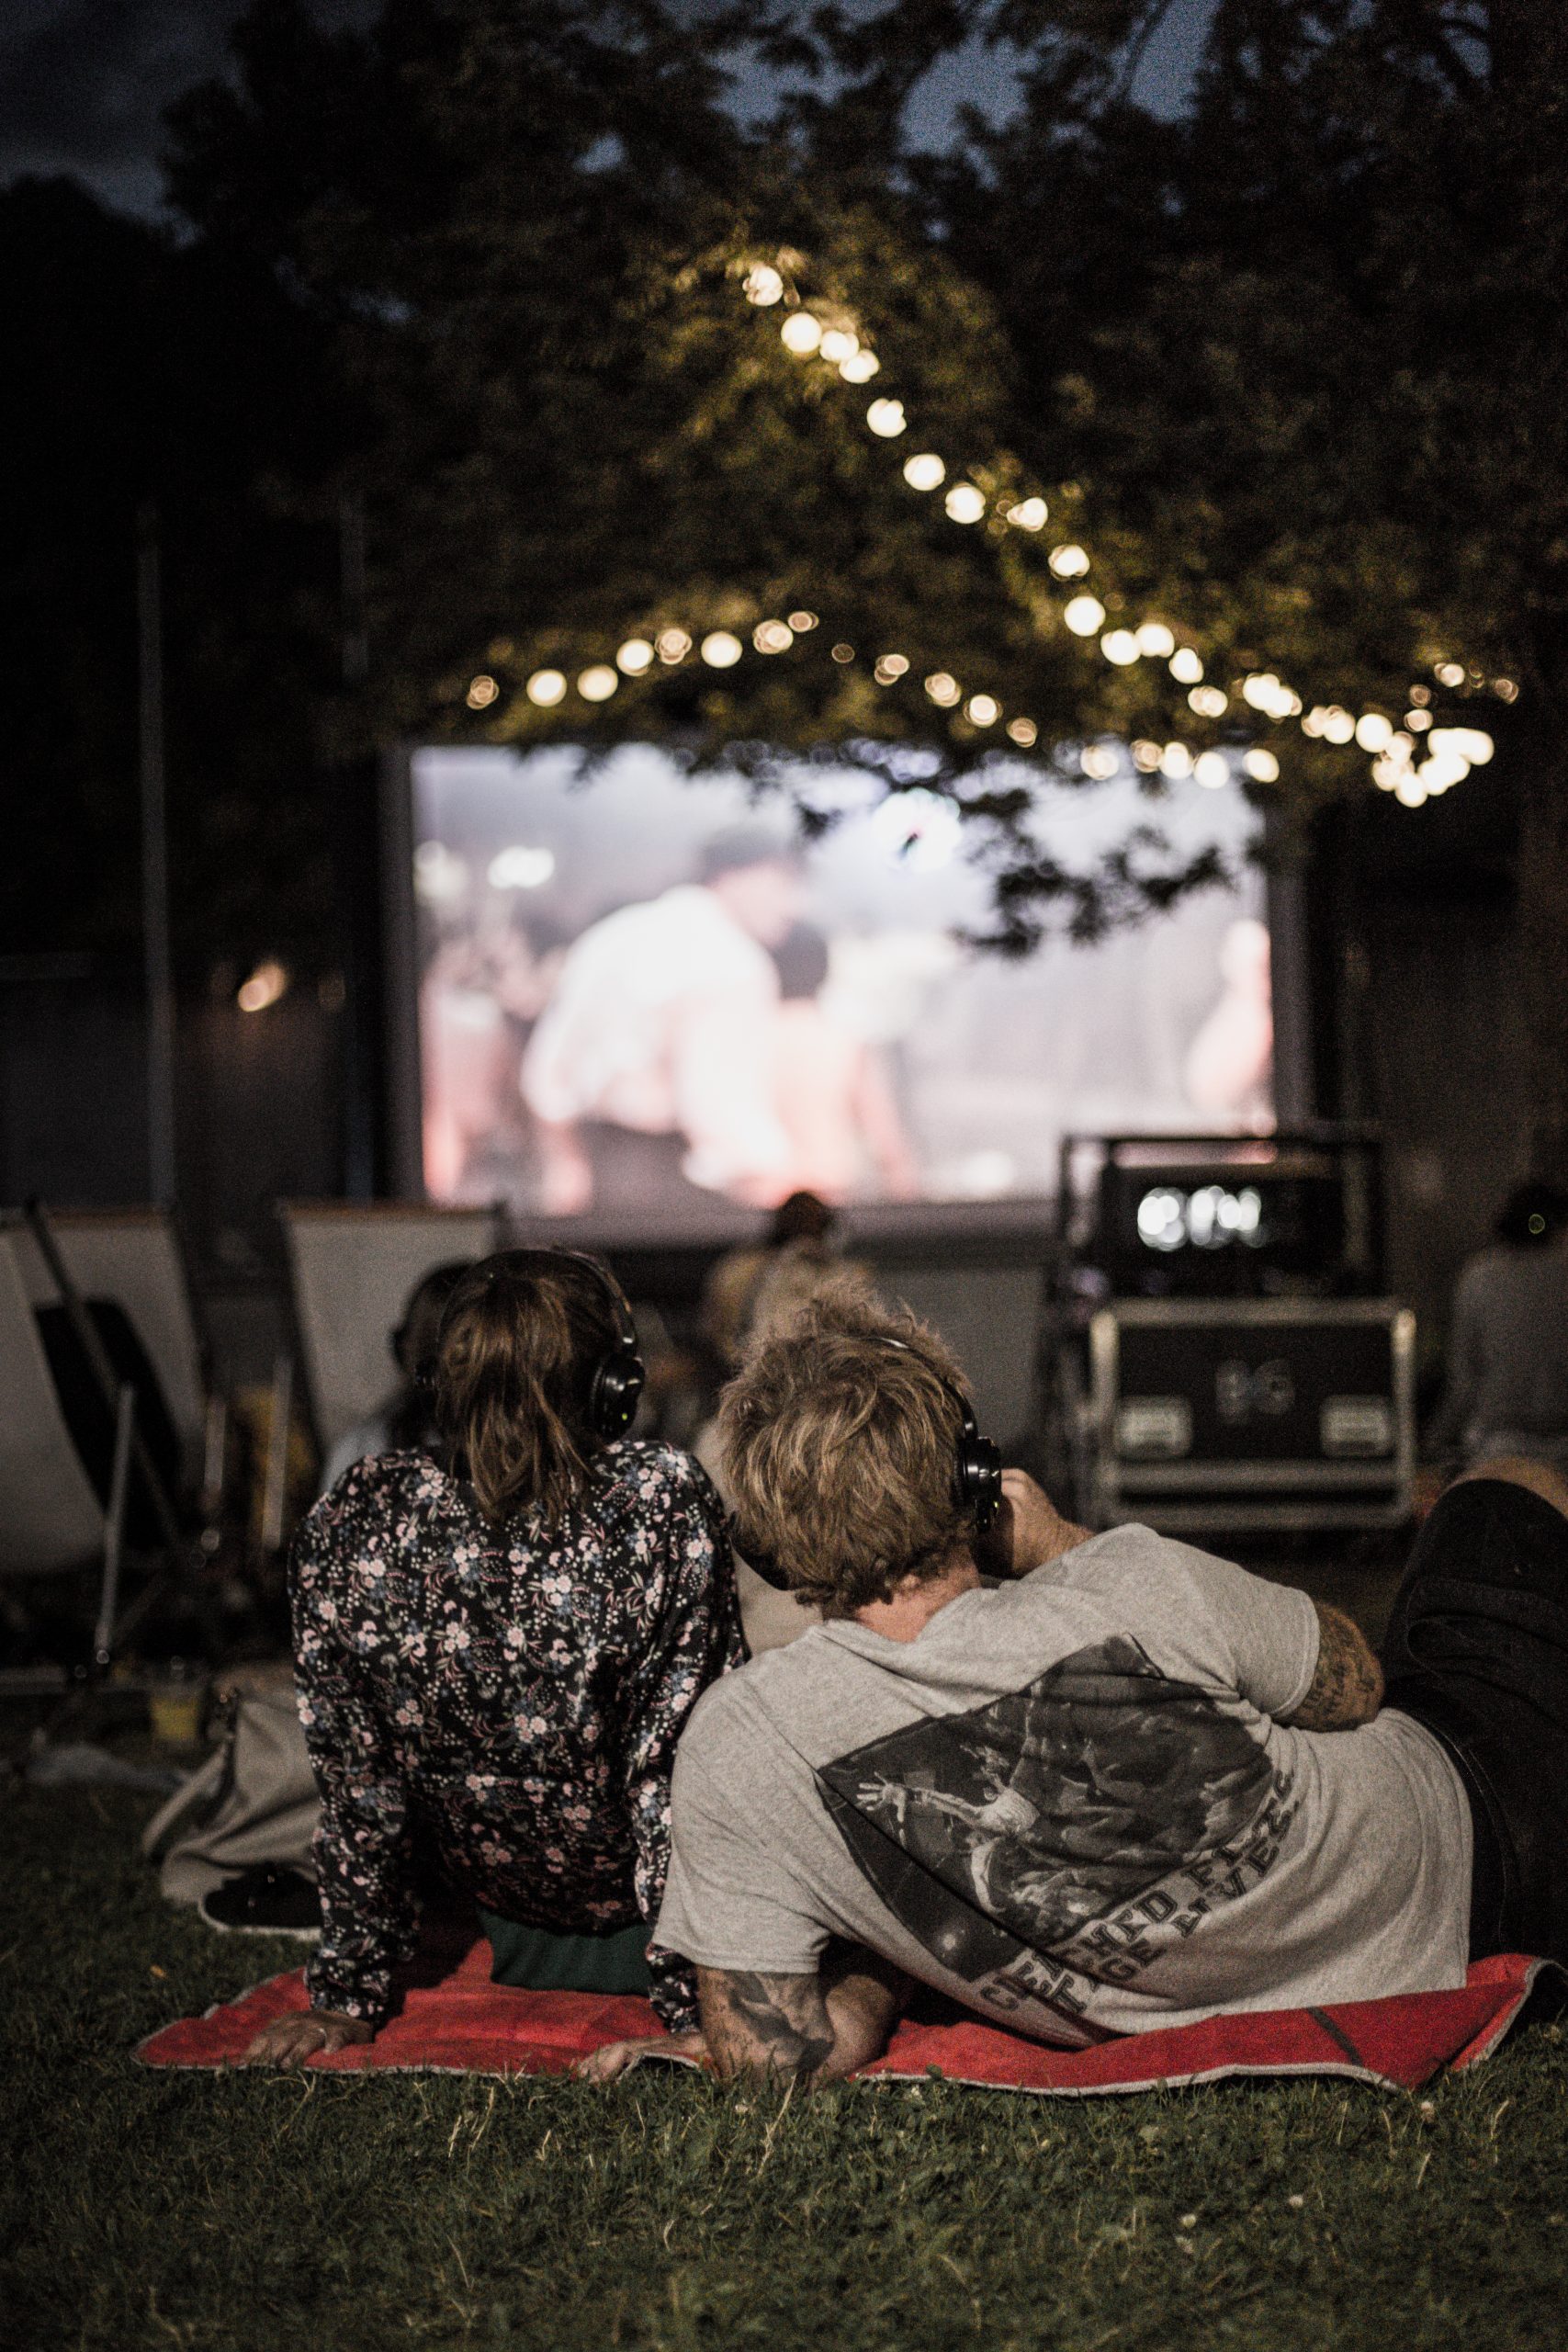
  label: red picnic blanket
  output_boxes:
[135,1938,1551,2096]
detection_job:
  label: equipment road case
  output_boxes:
[1087,1296,1416,1535]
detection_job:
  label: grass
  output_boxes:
[4,1783,1567,2352]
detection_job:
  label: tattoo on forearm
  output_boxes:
[700,1969,835,2081]
[1286,1602,1384,1729]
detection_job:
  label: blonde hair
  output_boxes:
[718,1292,974,1615]
[433,1251,621,1527]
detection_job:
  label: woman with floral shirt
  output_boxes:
[243,1250,741,2067]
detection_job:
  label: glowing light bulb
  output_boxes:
[1049,544,1089,578]
[1322,706,1356,744]
[818,328,858,363]
[743,265,784,307]
[1355,712,1393,752]
[925,673,961,707]
[1494,677,1518,702]
[700,630,743,668]
[525,669,567,707]
[866,398,907,437]
[788,610,818,631]
[1406,708,1432,731]
[1169,649,1203,684]
[839,350,879,382]
[1418,752,1469,793]
[903,452,945,492]
[1452,727,1494,763]
[753,620,794,654]
[616,639,654,674]
[780,311,823,356]
[1100,629,1139,665]
[466,673,499,709]
[1132,740,1163,772]
[1135,623,1176,659]
[1063,595,1106,637]
[1009,497,1048,531]
[1080,744,1119,779]
[944,483,986,524]
[874,654,909,684]
[1242,673,1280,711]
[830,642,855,663]
[656,628,691,663]
[1242,748,1280,783]
[1435,660,1466,687]
[1189,685,1228,718]
[965,694,999,727]
[578,664,618,702]
[237,959,288,1013]
[1194,751,1229,789]
[1159,741,1192,779]
[1006,717,1038,746]
[1395,773,1428,807]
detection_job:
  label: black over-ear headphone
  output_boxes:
[556,1250,648,1441]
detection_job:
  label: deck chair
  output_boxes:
[0,1227,138,1668]
[6,1206,209,1487]
[277,1201,504,1457]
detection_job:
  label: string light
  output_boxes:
[944,484,986,524]
[1168,649,1203,684]
[753,620,794,653]
[925,673,961,707]
[903,453,946,492]
[616,639,654,674]
[1100,629,1139,665]
[1064,595,1105,638]
[525,669,567,707]
[1048,545,1090,578]
[1354,712,1393,752]
[656,628,691,662]
[874,653,910,684]
[840,350,880,382]
[1007,717,1037,746]
[1135,623,1175,658]
[866,399,907,438]
[1193,751,1229,789]
[1242,748,1280,782]
[700,630,743,668]
[744,265,784,307]
[467,673,499,709]
[1080,745,1119,779]
[1159,742,1192,779]
[1189,685,1228,718]
[1434,661,1466,687]
[965,694,999,727]
[818,328,858,363]
[578,664,618,701]
[1009,498,1048,531]
[788,610,819,631]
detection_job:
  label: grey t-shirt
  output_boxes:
[655,1525,1472,2045]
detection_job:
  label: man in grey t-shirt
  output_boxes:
[614,1293,1492,2086]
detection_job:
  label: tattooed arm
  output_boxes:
[698,1946,910,2086]
[1281,1600,1383,1730]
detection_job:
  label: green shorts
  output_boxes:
[479,1909,652,1996]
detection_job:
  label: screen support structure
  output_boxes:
[380,741,425,1202]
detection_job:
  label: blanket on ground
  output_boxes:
[135,1938,1552,2095]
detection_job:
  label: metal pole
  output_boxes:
[138,503,176,1204]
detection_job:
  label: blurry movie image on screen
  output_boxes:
[409,743,1272,1234]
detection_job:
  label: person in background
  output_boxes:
[770,922,923,1204]
[243,1250,741,2067]
[1428,1182,1568,1473]
[701,1189,840,1373]
[521,829,806,1217]
[317,1261,472,1495]
[1182,916,1274,1129]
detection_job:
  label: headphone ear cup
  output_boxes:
[959,1433,1004,1530]
[592,1351,646,1440]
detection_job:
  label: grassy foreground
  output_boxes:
[3,1784,1567,2352]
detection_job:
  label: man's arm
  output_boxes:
[1281,1600,1383,1730]
[698,1947,909,2086]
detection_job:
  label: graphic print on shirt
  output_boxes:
[816,1635,1298,2035]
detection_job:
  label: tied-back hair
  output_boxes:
[718,1290,973,1616]
[433,1250,622,1528]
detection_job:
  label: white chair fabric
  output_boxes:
[278,1201,503,1454]
[8,1209,208,1481]
[0,1227,109,1576]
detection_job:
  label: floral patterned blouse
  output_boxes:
[291,1442,742,2031]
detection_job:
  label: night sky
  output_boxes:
[0,0,1218,222]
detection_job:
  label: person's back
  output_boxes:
[1433,1186,1568,1469]
[651,1295,1480,2077]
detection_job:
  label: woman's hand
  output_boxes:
[238,2009,376,2069]
[574,2030,706,2085]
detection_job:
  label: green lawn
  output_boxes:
[4,1782,1566,2352]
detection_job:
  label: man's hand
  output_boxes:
[698,1946,908,2086]
[238,2009,376,2069]
[1282,1601,1383,1730]
[981,1469,1092,1579]
[574,2030,706,2084]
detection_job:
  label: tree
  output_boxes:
[164,0,1568,1154]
